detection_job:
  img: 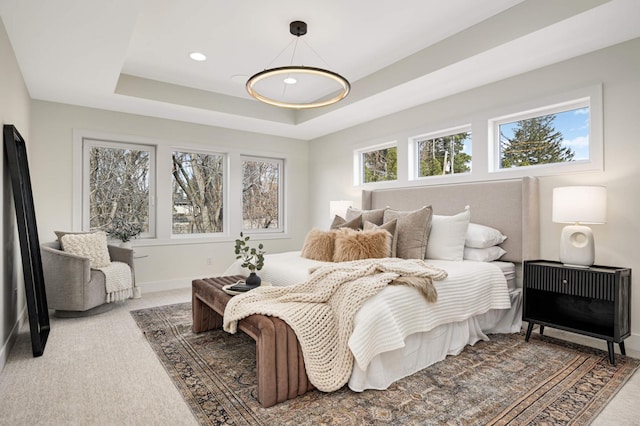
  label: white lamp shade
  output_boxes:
[552,186,607,224]
[329,200,352,220]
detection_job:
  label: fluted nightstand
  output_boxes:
[523,260,631,365]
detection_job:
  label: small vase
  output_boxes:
[120,241,133,249]
[245,272,261,287]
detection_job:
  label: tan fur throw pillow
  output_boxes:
[364,219,398,257]
[301,229,336,262]
[333,228,391,262]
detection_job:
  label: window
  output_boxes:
[242,156,284,231]
[359,144,397,184]
[83,139,155,236]
[414,129,471,178]
[492,99,590,171]
[77,132,289,243]
[171,150,225,235]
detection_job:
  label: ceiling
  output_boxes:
[1,0,639,140]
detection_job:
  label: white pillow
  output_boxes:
[465,223,507,249]
[426,207,470,261]
[60,231,111,268]
[463,246,507,262]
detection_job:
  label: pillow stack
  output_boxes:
[305,205,433,262]
[463,223,507,262]
[304,205,507,263]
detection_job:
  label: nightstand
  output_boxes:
[523,260,631,365]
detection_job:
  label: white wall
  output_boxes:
[0,17,31,371]
[309,38,640,348]
[29,102,309,292]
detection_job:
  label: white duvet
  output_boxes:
[222,251,512,382]
[350,259,511,371]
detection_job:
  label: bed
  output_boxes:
[221,177,539,398]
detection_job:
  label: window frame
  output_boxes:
[81,137,157,238]
[353,140,399,187]
[170,147,228,239]
[488,86,603,177]
[409,125,472,181]
[73,130,290,246]
[240,155,285,234]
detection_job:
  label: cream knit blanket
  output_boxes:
[97,261,133,303]
[222,258,447,392]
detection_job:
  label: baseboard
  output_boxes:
[623,333,640,355]
[137,278,192,294]
[0,304,28,373]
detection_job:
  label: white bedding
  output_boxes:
[222,251,520,391]
[349,259,510,371]
[223,251,319,287]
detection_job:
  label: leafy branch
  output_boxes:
[234,232,265,272]
[106,217,143,242]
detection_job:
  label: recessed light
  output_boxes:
[283,77,297,85]
[189,52,207,61]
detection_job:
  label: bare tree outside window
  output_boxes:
[362,146,397,183]
[243,158,282,229]
[89,145,150,233]
[172,151,224,234]
[417,131,472,177]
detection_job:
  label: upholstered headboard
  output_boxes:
[362,177,539,263]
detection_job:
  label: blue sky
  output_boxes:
[499,107,590,161]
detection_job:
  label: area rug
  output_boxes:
[131,302,640,425]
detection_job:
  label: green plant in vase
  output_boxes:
[106,217,143,247]
[234,232,265,287]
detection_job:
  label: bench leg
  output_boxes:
[192,294,222,333]
[253,316,314,408]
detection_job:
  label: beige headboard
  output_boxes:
[362,177,539,263]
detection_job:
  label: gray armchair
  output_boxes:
[40,241,137,316]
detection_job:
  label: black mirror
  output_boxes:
[4,124,49,357]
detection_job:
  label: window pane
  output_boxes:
[417,132,471,177]
[499,107,589,169]
[362,146,397,183]
[89,145,150,233]
[172,151,224,234]
[243,158,281,230]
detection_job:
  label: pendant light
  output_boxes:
[246,21,350,109]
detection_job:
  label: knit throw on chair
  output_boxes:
[97,261,133,302]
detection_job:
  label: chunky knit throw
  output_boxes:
[223,258,447,392]
[97,261,133,303]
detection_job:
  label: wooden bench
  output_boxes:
[191,275,314,407]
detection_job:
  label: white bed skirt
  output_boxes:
[348,288,522,391]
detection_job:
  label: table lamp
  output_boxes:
[329,200,352,220]
[552,186,606,267]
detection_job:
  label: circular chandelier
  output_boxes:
[246,21,351,109]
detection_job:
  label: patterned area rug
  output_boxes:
[131,302,639,425]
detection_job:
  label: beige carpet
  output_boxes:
[133,301,640,426]
[0,288,638,425]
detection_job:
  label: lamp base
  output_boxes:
[559,225,595,267]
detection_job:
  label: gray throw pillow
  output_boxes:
[345,207,386,227]
[383,206,433,259]
[330,214,362,230]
